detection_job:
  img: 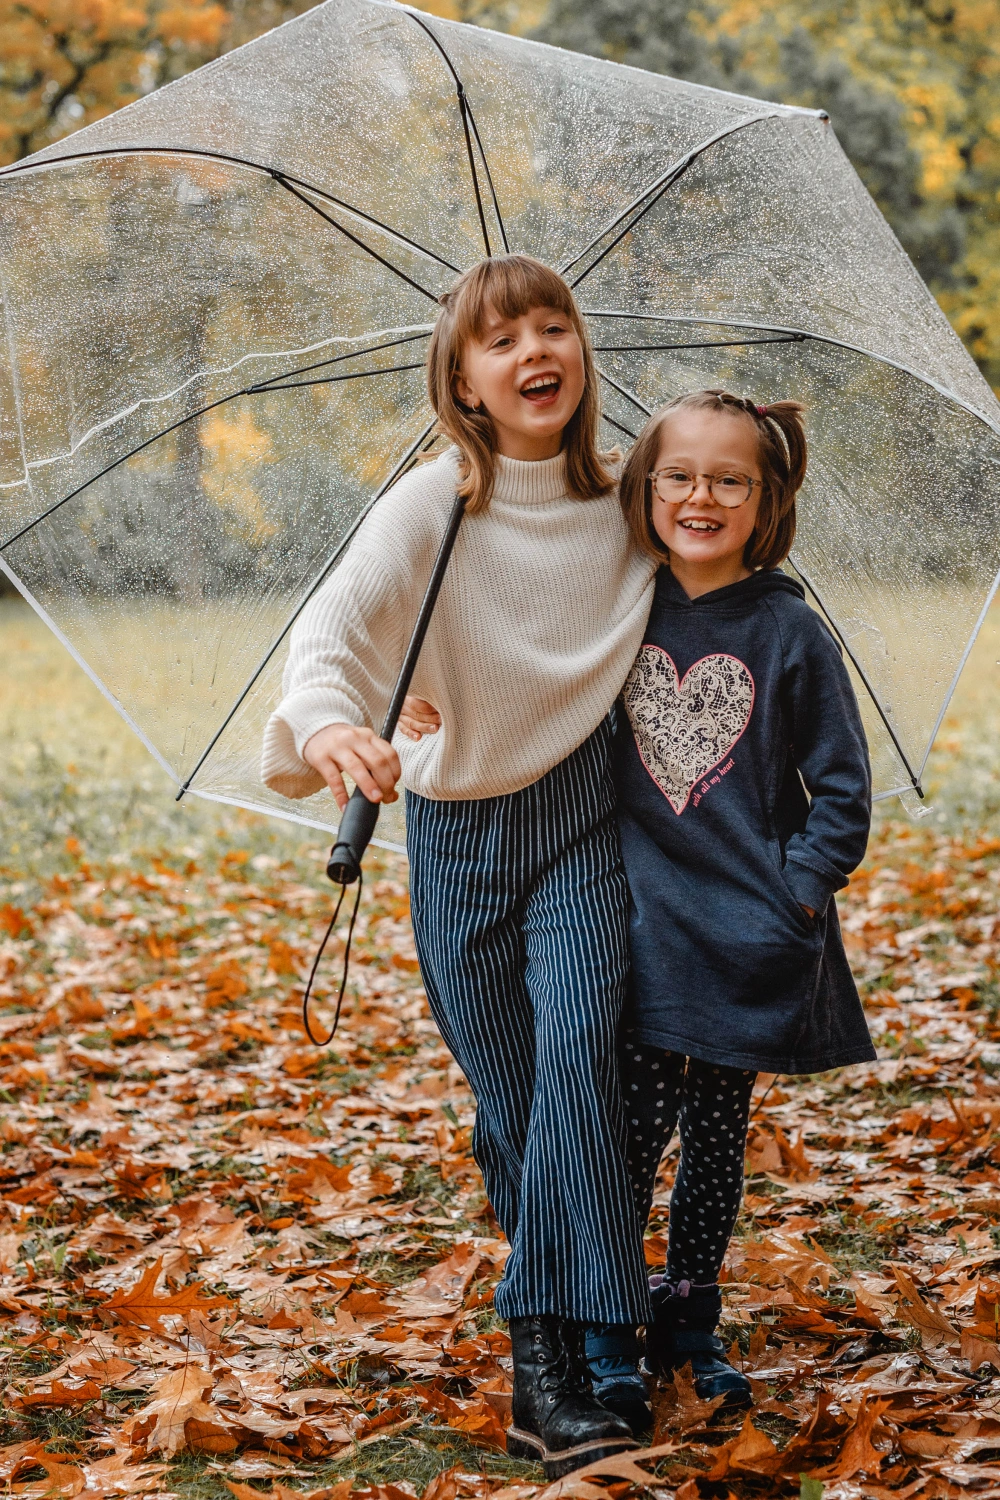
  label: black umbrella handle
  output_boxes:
[327,491,467,884]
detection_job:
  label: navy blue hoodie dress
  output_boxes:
[613,566,876,1075]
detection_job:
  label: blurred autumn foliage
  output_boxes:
[0,0,317,162]
[437,0,1000,395]
[2,0,999,382]
[532,0,1000,390]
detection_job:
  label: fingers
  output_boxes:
[339,749,385,804]
[322,762,349,811]
[301,723,401,806]
[364,735,401,797]
[400,695,442,737]
[347,734,401,806]
[398,713,426,741]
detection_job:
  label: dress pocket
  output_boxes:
[767,841,820,939]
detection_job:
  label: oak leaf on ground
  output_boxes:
[703,1413,779,1479]
[891,1266,961,1350]
[122,1363,234,1458]
[807,1394,894,1480]
[100,1258,234,1335]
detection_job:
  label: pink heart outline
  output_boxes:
[623,645,755,815]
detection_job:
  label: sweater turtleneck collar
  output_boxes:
[493,450,568,505]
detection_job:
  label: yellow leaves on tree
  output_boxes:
[157,0,226,46]
[200,408,278,547]
[0,0,227,163]
[690,0,1000,387]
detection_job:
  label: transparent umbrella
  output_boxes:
[2,0,998,852]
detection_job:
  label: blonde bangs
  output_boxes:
[454,257,578,347]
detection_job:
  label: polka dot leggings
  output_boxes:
[622,1037,756,1284]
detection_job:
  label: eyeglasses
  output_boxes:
[649,468,760,509]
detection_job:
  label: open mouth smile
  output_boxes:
[520,373,562,406]
[679,517,722,533]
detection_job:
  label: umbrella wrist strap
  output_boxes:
[302,874,363,1047]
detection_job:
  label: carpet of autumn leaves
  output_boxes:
[5,827,1000,1499]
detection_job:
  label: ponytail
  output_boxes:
[741,396,807,571]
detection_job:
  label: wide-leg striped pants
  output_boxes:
[406,720,651,1324]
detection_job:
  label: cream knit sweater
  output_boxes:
[261,447,656,802]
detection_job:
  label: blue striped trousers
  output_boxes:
[406,720,651,1324]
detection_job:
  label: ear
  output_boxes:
[454,372,480,411]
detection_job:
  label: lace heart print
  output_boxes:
[623,646,755,814]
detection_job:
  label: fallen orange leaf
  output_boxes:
[100,1259,233,1335]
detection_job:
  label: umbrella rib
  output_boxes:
[0,143,459,274]
[596,366,653,416]
[601,410,638,440]
[1,390,238,553]
[403,9,500,259]
[270,172,440,302]
[593,336,805,352]
[561,112,781,288]
[464,101,510,254]
[459,94,492,258]
[175,417,440,801]
[582,309,1000,440]
[917,561,1000,782]
[250,329,431,389]
[787,554,923,798]
[258,361,426,391]
[0,341,430,552]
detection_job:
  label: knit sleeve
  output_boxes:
[778,606,872,914]
[260,549,406,799]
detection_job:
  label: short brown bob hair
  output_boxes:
[619,389,807,573]
[427,254,616,515]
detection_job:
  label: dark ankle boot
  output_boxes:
[584,1323,652,1438]
[646,1279,750,1409]
[507,1316,636,1477]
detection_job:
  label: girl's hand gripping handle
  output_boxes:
[303,722,401,811]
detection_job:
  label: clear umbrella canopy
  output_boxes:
[2,0,998,850]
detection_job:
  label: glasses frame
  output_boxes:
[648,467,762,509]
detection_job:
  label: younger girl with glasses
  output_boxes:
[604,388,875,1412]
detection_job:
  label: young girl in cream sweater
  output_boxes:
[263,255,655,1478]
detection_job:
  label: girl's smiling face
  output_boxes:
[650,407,763,599]
[455,303,586,461]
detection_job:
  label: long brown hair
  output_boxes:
[618,389,807,571]
[426,254,616,515]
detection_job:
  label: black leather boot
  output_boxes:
[645,1278,750,1409]
[507,1316,637,1478]
[584,1323,653,1438]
